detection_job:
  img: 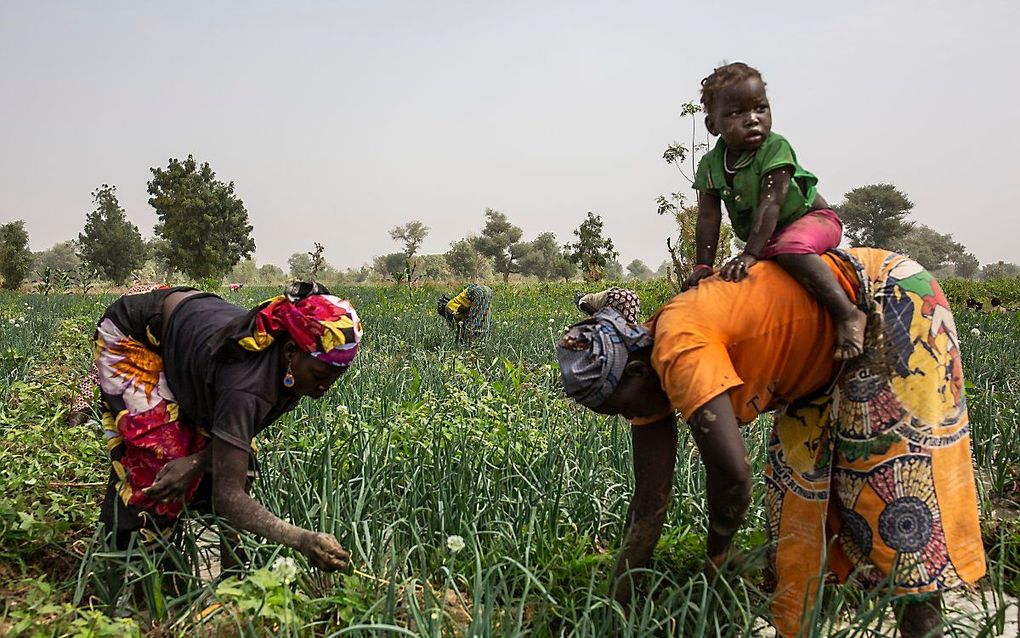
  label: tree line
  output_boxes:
[0,153,1013,291]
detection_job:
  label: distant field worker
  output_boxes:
[437,283,493,343]
[92,281,361,571]
[558,249,985,638]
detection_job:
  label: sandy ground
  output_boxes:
[941,589,1019,637]
[750,589,1019,636]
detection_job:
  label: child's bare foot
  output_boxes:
[834,309,868,360]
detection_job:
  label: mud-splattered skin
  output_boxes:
[144,291,350,571]
[211,437,349,570]
[592,348,751,601]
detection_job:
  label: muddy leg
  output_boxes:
[898,593,943,638]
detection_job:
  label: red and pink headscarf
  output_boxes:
[237,284,363,367]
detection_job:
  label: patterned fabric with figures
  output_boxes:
[764,249,985,637]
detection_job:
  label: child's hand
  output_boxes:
[720,254,757,283]
[684,265,714,290]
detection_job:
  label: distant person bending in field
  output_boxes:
[437,283,493,343]
[558,249,985,637]
[92,281,361,571]
[574,287,642,324]
[687,62,867,360]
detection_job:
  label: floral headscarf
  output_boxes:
[236,282,363,367]
[556,307,652,408]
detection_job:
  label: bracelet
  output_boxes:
[693,264,714,274]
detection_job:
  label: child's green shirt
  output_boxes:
[692,132,818,242]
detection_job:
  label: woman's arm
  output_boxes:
[688,393,752,562]
[210,437,349,570]
[611,414,678,604]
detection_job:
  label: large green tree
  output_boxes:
[519,232,575,281]
[258,263,286,283]
[445,238,488,279]
[565,212,619,282]
[836,183,914,249]
[626,259,654,280]
[78,184,147,284]
[373,252,408,278]
[472,209,525,283]
[389,220,430,258]
[288,249,336,280]
[34,240,81,273]
[893,224,976,275]
[148,155,255,279]
[954,252,980,279]
[228,259,258,284]
[417,254,450,280]
[603,259,624,281]
[0,220,33,290]
[981,261,1020,280]
[144,238,177,281]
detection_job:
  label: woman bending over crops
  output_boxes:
[558,249,985,637]
[436,283,492,343]
[93,281,361,571]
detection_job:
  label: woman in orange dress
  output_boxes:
[558,249,985,637]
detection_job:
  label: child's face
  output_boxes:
[705,77,772,152]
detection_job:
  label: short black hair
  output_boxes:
[700,62,765,114]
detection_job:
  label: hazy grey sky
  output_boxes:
[2,0,1017,271]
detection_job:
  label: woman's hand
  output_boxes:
[144,452,208,502]
[299,531,350,571]
[211,439,348,567]
[703,547,744,581]
[719,254,758,283]
[703,550,727,581]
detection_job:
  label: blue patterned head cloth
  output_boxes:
[556,307,653,408]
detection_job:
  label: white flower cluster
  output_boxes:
[272,556,299,584]
[446,534,465,553]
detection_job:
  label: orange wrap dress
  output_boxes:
[636,248,985,636]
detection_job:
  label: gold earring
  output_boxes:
[283,361,295,388]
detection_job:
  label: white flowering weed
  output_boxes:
[272,556,299,584]
[446,534,465,553]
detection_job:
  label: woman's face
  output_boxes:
[286,344,347,398]
[590,356,672,420]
